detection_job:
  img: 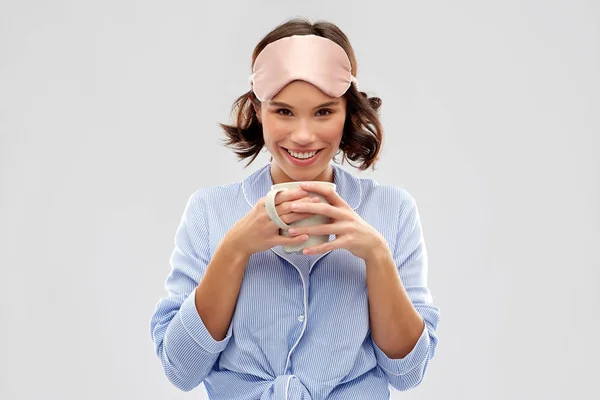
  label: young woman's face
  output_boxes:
[255,80,347,184]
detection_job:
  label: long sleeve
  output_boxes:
[149,191,233,391]
[372,194,440,390]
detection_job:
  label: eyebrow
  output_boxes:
[268,100,340,110]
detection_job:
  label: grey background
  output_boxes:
[1,0,598,399]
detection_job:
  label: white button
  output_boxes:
[297,315,305,322]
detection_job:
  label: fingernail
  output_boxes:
[288,228,297,234]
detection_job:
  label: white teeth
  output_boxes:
[286,149,318,159]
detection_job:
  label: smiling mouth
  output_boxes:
[283,148,323,160]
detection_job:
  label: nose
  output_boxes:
[289,120,316,146]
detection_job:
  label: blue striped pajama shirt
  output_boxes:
[150,163,440,399]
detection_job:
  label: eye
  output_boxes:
[274,108,333,117]
[276,108,292,116]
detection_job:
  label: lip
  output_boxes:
[285,148,323,152]
[281,147,323,167]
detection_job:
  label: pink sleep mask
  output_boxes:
[248,34,358,101]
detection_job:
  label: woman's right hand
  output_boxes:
[223,189,320,257]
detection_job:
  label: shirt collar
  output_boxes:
[242,163,362,210]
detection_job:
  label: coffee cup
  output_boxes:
[265,181,335,253]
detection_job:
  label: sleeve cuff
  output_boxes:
[372,323,430,376]
[179,287,233,354]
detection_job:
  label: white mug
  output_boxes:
[265,181,336,253]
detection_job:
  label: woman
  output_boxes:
[150,18,440,400]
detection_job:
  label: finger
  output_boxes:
[266,197,316,227]
[276,196,319,216]
[302,238,341,255]
[281,211,316,225]
[299,182,345,207]
[290,202,348,220]
[289,222,344,236]
[275,189,309,205]
[280,234,309,246]
[260,189,311,208]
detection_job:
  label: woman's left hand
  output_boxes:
[287,182,390,261]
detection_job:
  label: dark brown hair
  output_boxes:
[219,17,383,171]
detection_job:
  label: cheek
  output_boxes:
[322,116,346,142]
[262,115,288,142]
